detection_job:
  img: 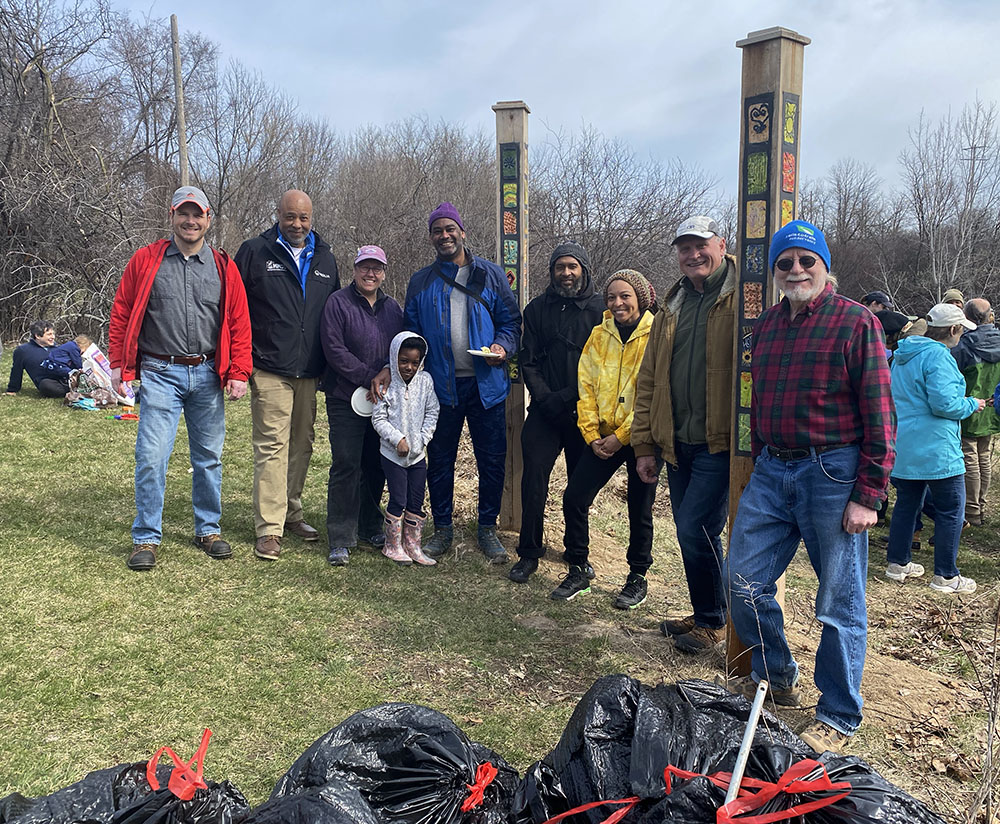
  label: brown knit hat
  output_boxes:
[605,269,656,314]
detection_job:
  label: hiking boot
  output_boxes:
[193,533,232,559]
[660,614,697,637]
[403,511,436,566]
[885,561,925,582]
[720,674,802,707]
[550,565,592,601]
[799,719,851,754]
[365,532,386,548]
[561,551,596,579]
[327,546,349,566]
[613,573,647,610]
[675,624,726,654]
[285,520,319,542]
[127,543,157,571]
[478,525,509,564]
[254,535,281,561]
[382,512,412,566]
[508,557,538,584]
[423,525,453,559]
[929,574,977,594]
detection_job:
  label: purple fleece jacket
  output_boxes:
[320,283,404,402]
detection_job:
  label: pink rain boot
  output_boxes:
[403,511,436,566]
[382,512,412,565]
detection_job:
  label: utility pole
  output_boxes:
[171,14,190,186]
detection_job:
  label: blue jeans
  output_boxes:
[665,443,730,628]
[132,357,225,545]
[427,376,506,527]
[887,475,964,578]
[726,446,867,735]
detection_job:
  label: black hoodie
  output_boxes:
[521,243,606,418]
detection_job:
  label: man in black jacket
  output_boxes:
[509,242,605,583]
[235,189,340,560]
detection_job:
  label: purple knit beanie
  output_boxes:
[428,202,464,232]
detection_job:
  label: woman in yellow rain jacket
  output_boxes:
[554,269,660,609]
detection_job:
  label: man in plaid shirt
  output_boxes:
[725,220,895,755]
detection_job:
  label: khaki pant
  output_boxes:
[961,434,993,522]
[250,368,317,537]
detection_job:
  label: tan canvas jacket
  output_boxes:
[632,254,738,466]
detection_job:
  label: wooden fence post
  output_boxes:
[727,27,810,676]
[493,101,530,533]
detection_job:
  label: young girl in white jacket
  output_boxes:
[372,331,440,565]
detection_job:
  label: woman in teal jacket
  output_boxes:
[886,304,986,594]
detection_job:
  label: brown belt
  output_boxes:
[766,443,853,461]
[143,351,215,366]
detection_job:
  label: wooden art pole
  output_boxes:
[170,14,190,186]
[493,101,530,532]
[726,27,810,676]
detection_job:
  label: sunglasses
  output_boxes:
[775,255,817,271]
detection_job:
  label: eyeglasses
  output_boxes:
[775,255,817,271]
[356,264,385,274]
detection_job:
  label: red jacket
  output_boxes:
[109,239,252,385]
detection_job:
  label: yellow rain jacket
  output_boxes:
[577,309,654,446]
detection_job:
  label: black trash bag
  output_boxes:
[629,679,810,798]
[270,702,518,823]
[112,781,249,824]
[0,761,174,824]
[510,674,643,824]
[244,784,381,824]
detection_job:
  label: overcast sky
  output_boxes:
[115,0,1000,197]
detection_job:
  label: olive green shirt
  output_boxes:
[669,260,728,444]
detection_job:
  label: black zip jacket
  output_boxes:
[234,224,340,378]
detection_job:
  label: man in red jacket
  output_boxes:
[109,186,252,571]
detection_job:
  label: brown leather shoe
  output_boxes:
[127,543,157,571]
[255,535,281,560]
[674,624,726,654]
[799,719,851,754]
[660,614,696,637]
[192,533,232,559]
[285,520,319,541]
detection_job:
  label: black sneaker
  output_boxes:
[478,525,509,564]
[508,557,538,583]
[561,551,596,579]
[550,565,592,600]
[613,573,647,609]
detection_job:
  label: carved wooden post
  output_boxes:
[493,101,530,532]
[727,27,810,676]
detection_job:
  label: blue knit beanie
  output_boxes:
[768,220,831,272]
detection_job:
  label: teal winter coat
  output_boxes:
[890,335,978,480]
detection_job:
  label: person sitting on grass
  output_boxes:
[39,334,92,385]
[372,332,440,567]
[885,303,986,594]
[5,319,64,397]
[554,269,659,609]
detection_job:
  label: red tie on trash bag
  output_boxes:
[540,758,850,824]
[145,728,213,801]
[461,762,499,812]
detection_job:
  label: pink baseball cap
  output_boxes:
[355,245,387,265]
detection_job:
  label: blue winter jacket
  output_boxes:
[403,254,521,410]
[890,335,978,480]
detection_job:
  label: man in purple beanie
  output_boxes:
[400,202,522,562]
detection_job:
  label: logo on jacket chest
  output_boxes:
[266,260,287,273]
[313,270,331,279]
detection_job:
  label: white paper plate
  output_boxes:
[351,386,374,417]
[467,348,502,358]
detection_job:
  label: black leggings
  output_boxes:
[381,456,428,517]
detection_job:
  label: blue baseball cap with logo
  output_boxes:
[768,220,831,273]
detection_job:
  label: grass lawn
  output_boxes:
[0,348,997,822]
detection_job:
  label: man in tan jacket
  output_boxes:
[633,215,736,653]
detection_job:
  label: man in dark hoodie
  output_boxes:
[951,297,1000,526]
[235,189,340,560]
[508,243,605,583]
